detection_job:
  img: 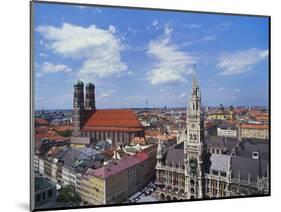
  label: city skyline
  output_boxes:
[34,3,269,110]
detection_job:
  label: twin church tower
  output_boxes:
[73,81,96,137]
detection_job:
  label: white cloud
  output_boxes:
[92,8,102,14]
[127,95,146,100]
[185,24,201,29]
[41,62,71,73]
[147,32,197,85]
[98,89,116,98]
[39,53,48,57]
[152,19,159,27]
[36,23,127,81]
[108,25,116,34]
[203,34,216,41]
[36,62,72,77]
[59,94,72,99]
[36,72,43,78]
[217,48,268,75]
[219,87,224,91]
[147,19,161,31]
[183,34,216,47]
[98,92,111,98]
[127,27,140,34]
[164,23,173,36]
[179,93,187,98]
[234,88,241,92]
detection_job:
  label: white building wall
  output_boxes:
[39,158,44,175]
[217,128,237,138]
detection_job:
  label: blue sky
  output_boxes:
[34,2,269,110]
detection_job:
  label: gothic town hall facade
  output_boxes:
[155,72,269,201]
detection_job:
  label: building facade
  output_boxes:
[81,152,152,205]
[239,124,269,139]
[155,70,269,201]
[217,123,238,138]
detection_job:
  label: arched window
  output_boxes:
[190,187,195,194]
[160,193,165,201]
[190,179,195,186]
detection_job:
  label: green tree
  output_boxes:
[56,130,72,137]
[58,185,81,203]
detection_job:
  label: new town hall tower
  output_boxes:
[184,71,206,199]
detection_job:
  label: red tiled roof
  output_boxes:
[49,134,67,142]
[34,132,53,142]
[81,127,143,132]
[248,109,264,115]
[54,125,73,132]
[34,131,67,142]
[240,124,268,129]
[81,109,143,131]
[35,126,49,134]
[35,118,49,125]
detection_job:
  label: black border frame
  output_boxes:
[30,1,271,211]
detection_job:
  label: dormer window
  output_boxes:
[252,152,259,159]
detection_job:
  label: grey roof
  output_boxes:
[95,140,112,151]
[57,148,90,167]
[209,154,231,172]
[80,146,101,158]
[217,122,237,130]
[237,139,269,160]
[164,143,184,166]
[53,148,68,159]
[231,156,268,181]
[240,139,269,152]
[206,136,238,154]
[35,177,56,192]
[74,160,102,174]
